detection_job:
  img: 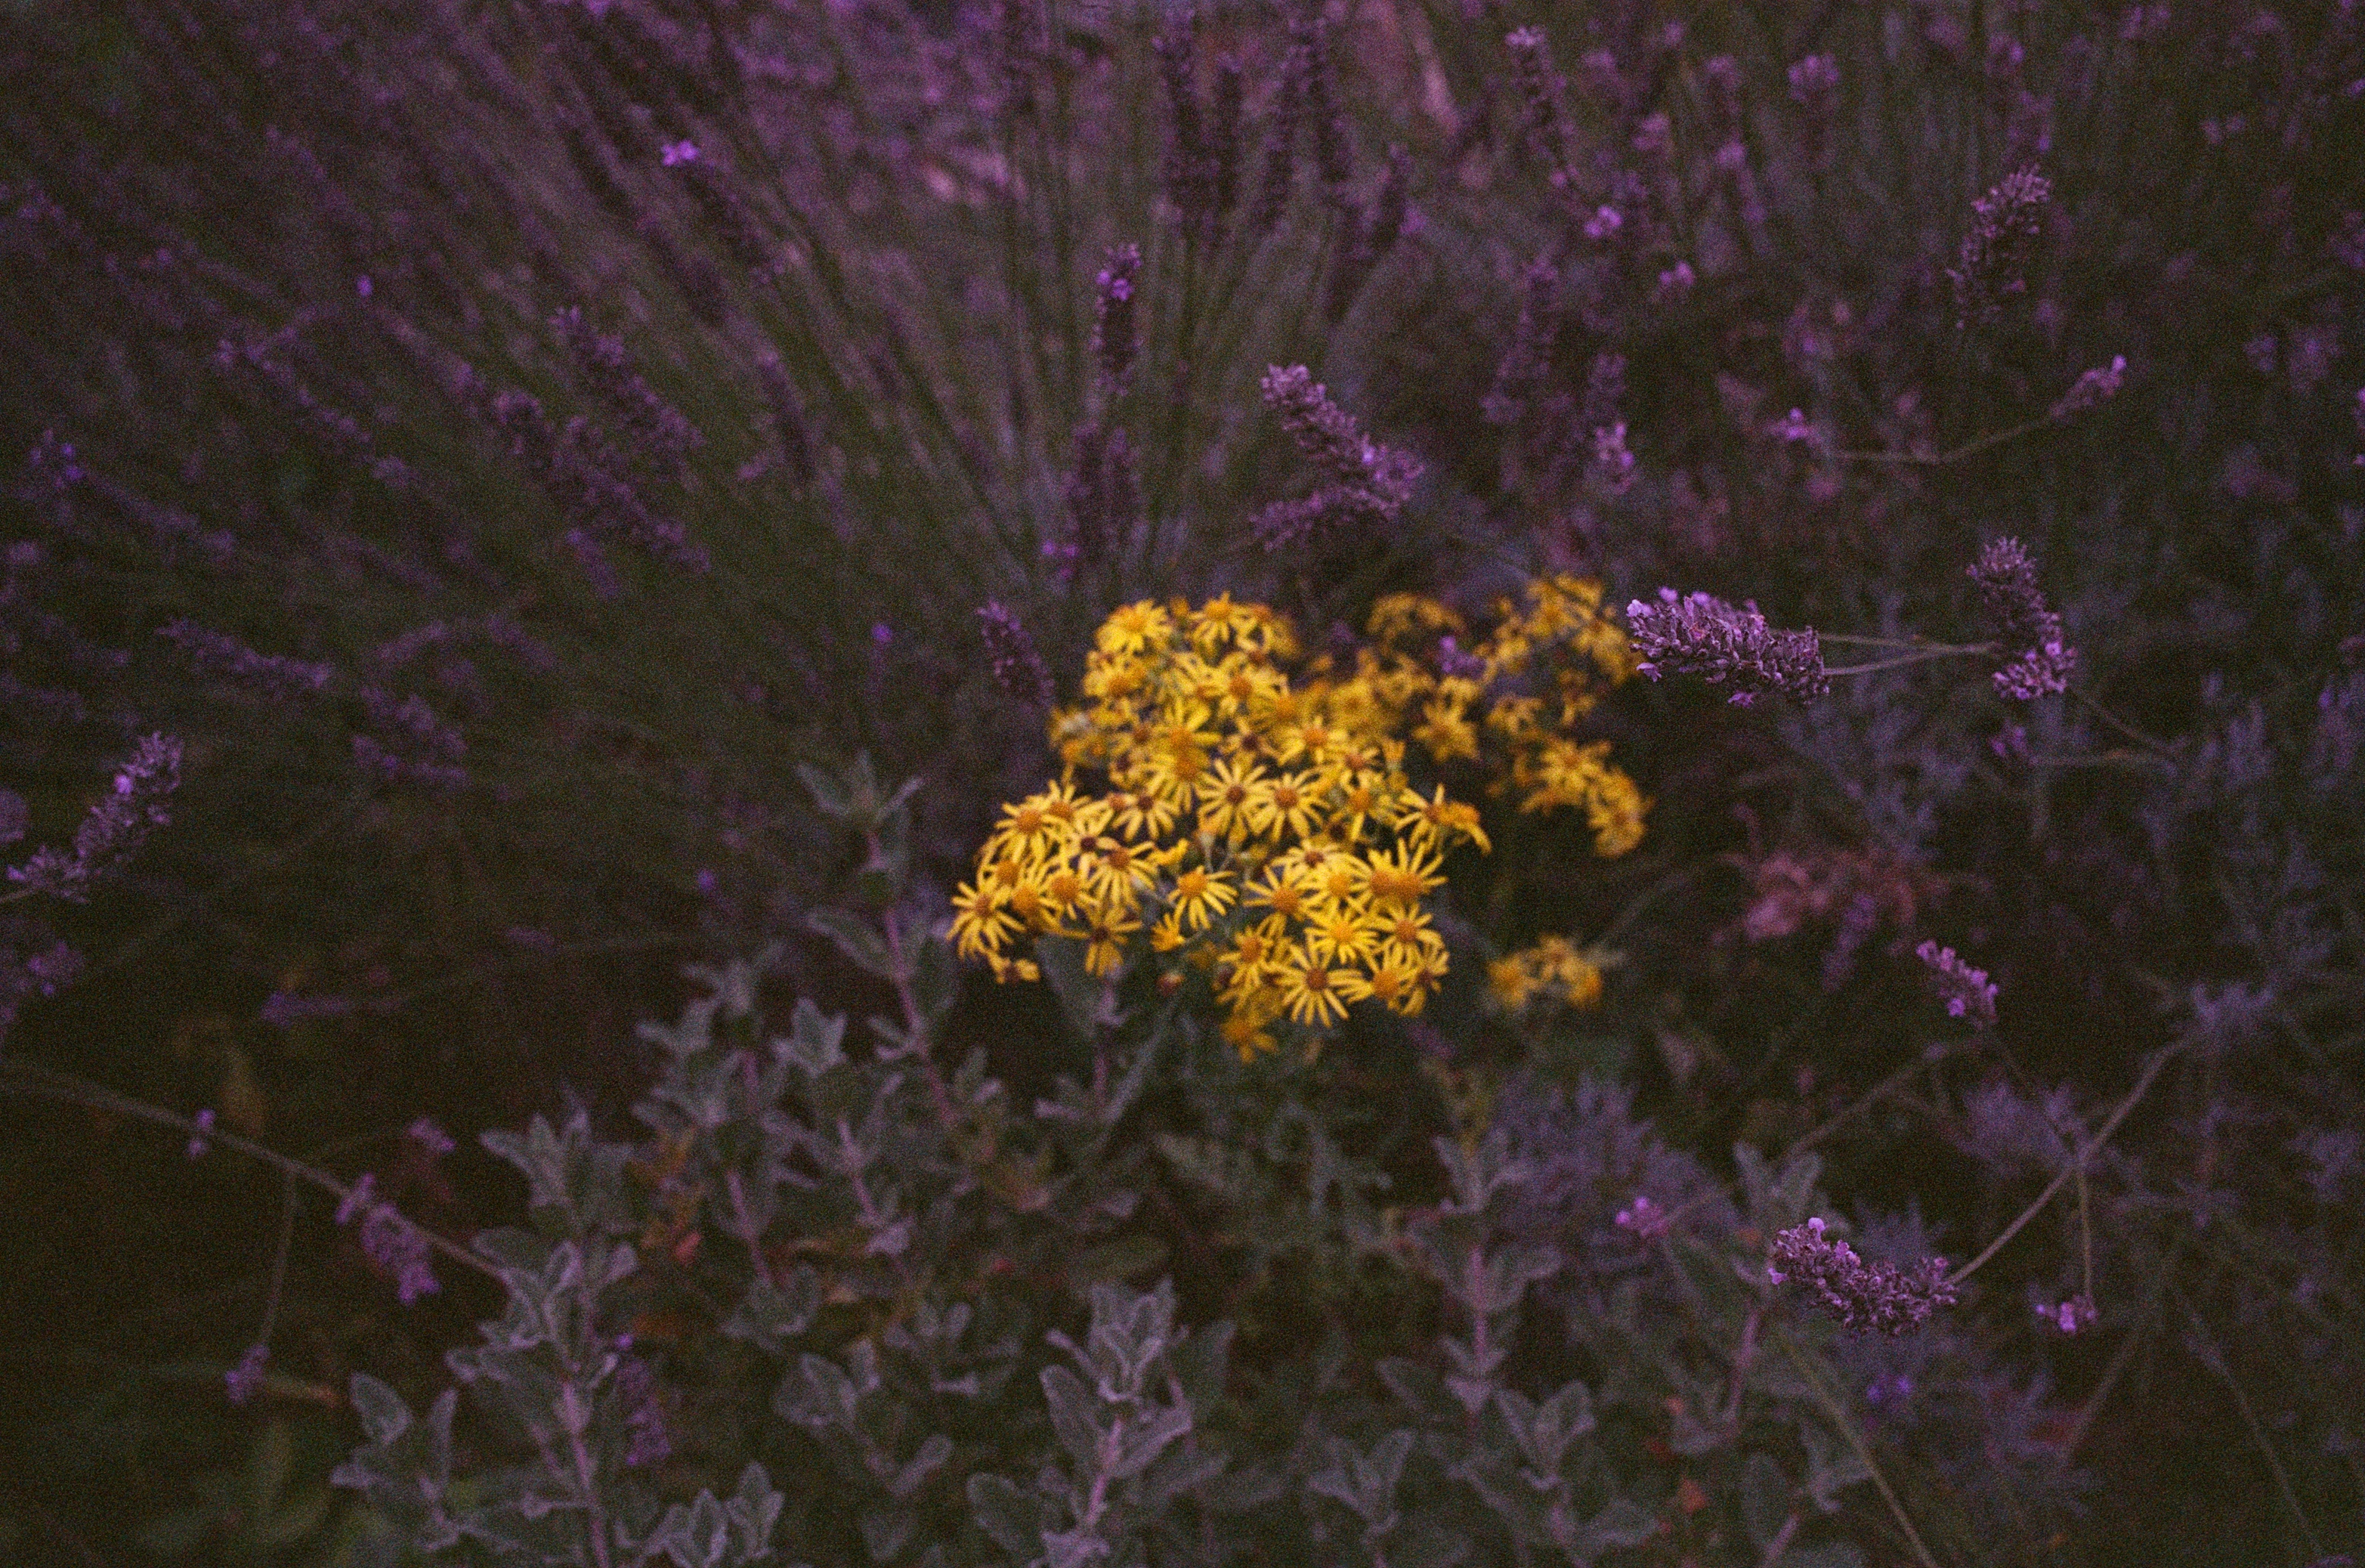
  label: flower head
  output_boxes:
[1767,1217,1958,1336]
[1625,589,1829,705]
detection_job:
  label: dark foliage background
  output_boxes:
[1,0,2360,1563]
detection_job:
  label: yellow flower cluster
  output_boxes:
[953,595,1489,1061]
[1485,936,1606,1016]
[1356,576,1648,856]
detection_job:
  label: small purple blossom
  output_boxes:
[407,1118,456,1158]
[225,1344,271,1406]
[617,1356,673,1468]
[1615,1194,1671,1240]
[1654,259,1696,302]
[1625,589,1829,706]
[660,140,700,166]
[1915,939,1999,1025]
[187,1107,217,1159]
[2033,1292,2098,1335]
[337,1171,440,1305]
[1767,1217,1959,1336]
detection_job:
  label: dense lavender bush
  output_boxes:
[2,0,2361,1563]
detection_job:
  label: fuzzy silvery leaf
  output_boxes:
[777,1352,864,1432]
[860,1508,916,1562]
[1307,1429,1413,1526]
[1079,1279,1179,1396]
[1495,1381,1593,1477]
[1433,1128,1532,1215]
[1577,1497,1658,1554]
[1439,1331,1508,1390]
[808,906,897,979]
[348,1371,413,1446]
[1140,1440,1228,1507]
[723,1270,821,1356]
[1107,1403,1193,1481]
[1801,1421,1872,1511]
[889,1433,954,1498]
[1376,1358,1459,1427]
[1040,1363,1109,1471]
[1152,1133,1256,1202]
[907,929,958,1029]
[777,997,849,1077]
[638,996,721,1060]
[1040,1525,1116,1568]
[965,1473,1052,1557]
[1473,1244,1562,1315]
[479,1112,635,1231]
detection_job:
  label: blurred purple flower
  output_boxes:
[224,1344,271,1406]
[1253,364,1421,546]
[660,140,699,166]
[1091,243,1140,397]
[7,734,182,903]
[338,1171,440,1305]
[1948,165,2051,326]
[2049,354,2126,419]
[978,602,1054,707]
[1915,940,1999,1025]
[187,1107,217,1159]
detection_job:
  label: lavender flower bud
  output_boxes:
[1504,28,1569,175]
[1254,365,1421,546]
[1968,537,2076,699]
[1915,939,1999,1025]
[2048,354,2126,419]
[1297,14,1353,195]
[1250,36,1306,233]
[1787,54,1840,170]
[1154,11,1214,233]
[159,620,336,700]
[978,602,1055,708]
[1767,1217,1958,1336]
[1625,589,1829,705]
[338,1172,440,1305]
[1092,243,1141,397]
[1482,257,1560,426]
[187,1106,217,1160]
[1948,165,2051,327]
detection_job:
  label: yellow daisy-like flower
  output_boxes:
[1278,945,1350,1027]
[1399,784,1492,854]
[1251,770,1324,842]
[1080,905,1143,976]
[1362,840,1445,908]
[1221,995,1283,1061]
[949,880,1018,960]
[1488,954,1540,1011]
[1195,754,1269,843]
[1243,861,1318,926]
[1097,600,1173,657]
[1165,864,1238,932]
[1080,836,1161,911]
[1376,905,1444,970]
[1148,909,1189,953]
[1306,900,1380,966]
